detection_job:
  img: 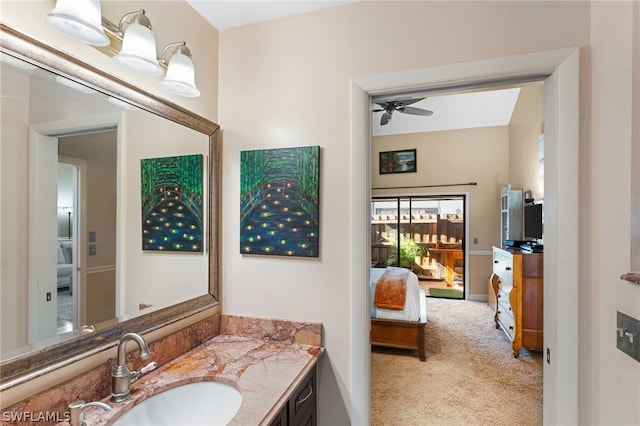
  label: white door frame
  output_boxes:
[351,47,580,425]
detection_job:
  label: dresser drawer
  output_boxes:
[497,283,512,302]
[497,307,516,340]
[497,297,514,319]
[493,250,513,282]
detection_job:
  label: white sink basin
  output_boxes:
[112,381,242,426]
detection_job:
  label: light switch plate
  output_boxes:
[89,244,96,256]
[617,311,640,362]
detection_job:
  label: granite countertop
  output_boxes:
[79,332,323,425]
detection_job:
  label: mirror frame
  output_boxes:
[0,23,221,389]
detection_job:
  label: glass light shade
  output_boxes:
[45,0,109,46]
[159,53,200,97]
[114,23,163,75]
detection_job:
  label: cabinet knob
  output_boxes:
[505,267,511,271]
[509,326,514,330]
[494,260,498,263]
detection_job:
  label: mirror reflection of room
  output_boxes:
[0,51,210,363]
[56,131,118,335]
[56,162,76,333]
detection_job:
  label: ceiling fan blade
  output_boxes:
[399,106,434,116]
[380,112,391,126]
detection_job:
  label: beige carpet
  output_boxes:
[371,297,542,425]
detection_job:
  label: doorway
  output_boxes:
[56,160,80,333]
[351,48,580,424]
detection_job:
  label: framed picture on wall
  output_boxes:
[140,154,204,252]
[239,146,320,258]
[379,149,417,174]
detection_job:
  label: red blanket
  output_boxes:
[373,267,408,310]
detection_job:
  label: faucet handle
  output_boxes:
[129,361,157,384]
[140,361,157,374]
[68,399,112,426]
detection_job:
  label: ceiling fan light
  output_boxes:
[45,0,109,46]
[159,52,200,97]
[114,22,163,75]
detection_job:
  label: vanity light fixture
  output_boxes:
[159,42,201,98]
[112,10,163,75]
[45,0,109,46]
[45,4,200,97]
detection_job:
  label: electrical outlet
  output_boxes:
[89,231,96,242]
[617,311,640,362]
[473,237,478,244]
[546,348,550,364]
[46,292,51,301]
[89,244,96,256]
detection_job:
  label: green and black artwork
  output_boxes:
[240,146,320,257]
[140,154,203,252]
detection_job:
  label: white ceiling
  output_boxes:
[186,0,358,32]
[185,1,526,136]
[371,88,522,137]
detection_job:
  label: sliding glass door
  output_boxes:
[371,195,466,299]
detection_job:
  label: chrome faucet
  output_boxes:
[110,332,157,402]
[68,399,111,426]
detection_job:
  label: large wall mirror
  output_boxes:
[0,24,220,388]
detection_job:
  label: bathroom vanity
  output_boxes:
[70,316,323,425]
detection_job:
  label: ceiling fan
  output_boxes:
[373,98,434,125]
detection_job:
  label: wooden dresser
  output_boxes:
[490,246,543,357]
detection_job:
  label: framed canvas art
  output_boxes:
[140,154,203,252]
[240,146,320,257]
[379,149,417,174]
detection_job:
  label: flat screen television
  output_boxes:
[524,202,543,241]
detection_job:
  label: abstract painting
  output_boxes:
[140,154,203,252]
[240,146,320,257]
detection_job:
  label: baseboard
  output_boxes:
[468,294,488,302]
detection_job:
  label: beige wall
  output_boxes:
[0,66,30,357]
[372,126,509,298]
[509,84,545,201]
[218,2,592,424]
[586,2,640,425]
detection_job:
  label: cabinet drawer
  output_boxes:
[289,367,316,426]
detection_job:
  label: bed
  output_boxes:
[370,267,428,361]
